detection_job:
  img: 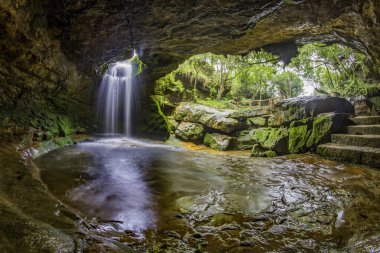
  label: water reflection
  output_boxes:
[36,138,279,233]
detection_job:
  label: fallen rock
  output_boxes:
[205,116,241,133]
[174,103,240,133]
[249,127,289,154]
[228,107,270,119]
[203,133,232,151]
[288,118,313,154]
[175,122,204,141]
[247,116,268,127]
[307,113,350,150]
[268,96,354,127]
[174,102,228,122]
[251,144,277,158]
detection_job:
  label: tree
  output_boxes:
[290,43,375,97]
[272,71,304,98]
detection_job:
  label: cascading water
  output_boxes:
[97,61,134,135]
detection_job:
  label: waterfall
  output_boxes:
[97,61,134,135]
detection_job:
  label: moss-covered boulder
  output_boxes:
[236,127,289,154]
[288,118,313,154]
[307,113,350,150]
[173,103,240,133]
[174,102,223,122]
[251,144,277,158]
[235,130,255,150]
[175,122,204,141]
[268,96,354,127]
[203,133,232,151]
[228,107,270,120]
[250,127,289,154]
[205,116,240,133]
[247,116,268,127]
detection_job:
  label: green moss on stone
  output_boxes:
[307,113,334,149]
[288,118,313,154]
[247,117,267,127]
[203,133,232,151]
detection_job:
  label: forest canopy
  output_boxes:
[154,43,377,109]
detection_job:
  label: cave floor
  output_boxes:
[1,137,380,252]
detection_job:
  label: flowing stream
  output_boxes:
[97,62,134,135]
[35,137,380,252]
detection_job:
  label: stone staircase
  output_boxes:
[317,116,380,168]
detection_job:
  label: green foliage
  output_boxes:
[151,95,171,134]
[155,72,184,95]
[129,54,147,76]
[290,43,375,97]
[155,43,374,113]
[196,99,236,109]
[272,71,304,99]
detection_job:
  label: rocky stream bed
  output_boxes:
[1,137,379,252]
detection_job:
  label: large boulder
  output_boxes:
[288,118,313,154]
[204,116,241,133]
[306,113,350,150]
[174,103,228,122]
[237,127,289,154]
[251,144,277,158]
[247,116,268,127]
[203,133,232,151]
[268,96,354,127]
[227,107,270,120]
[174,103,241,133]
[175,122,204,141]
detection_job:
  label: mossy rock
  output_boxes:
[250,127,289,154]
[269,96,354,127]
[251,144,277,157]
[307,113,350,150]
[205,116,240,133]
[175,122,204,141]
[247,116,267,127]
[203,133,232,151]
[228,107,270,119]
[288,118,313,154]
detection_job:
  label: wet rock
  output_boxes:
[175,122,204,141]
[353,96,372,116]
[203,133,232,151]
[205,116,240,133]
[174,103,240,133]
[250,127,289,155]
[247,116,268,127]
[174,103,223,122]
[228,107,270,120]
[240,240,254,247]
[251,144,277,158]
[237,127,289,154]
[219,222,240,231]
[269,96,354,127]
[307,113,350,150]
[288,118,313,154]
[164,230,182,240]
[369,96,380,114]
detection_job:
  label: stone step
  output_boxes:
[317,143,380,168]
[351,116,380,125]
[345,125,380,135]
[331,134,380,148]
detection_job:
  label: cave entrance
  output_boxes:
[147,43,377,135]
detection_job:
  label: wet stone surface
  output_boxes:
[34,137,380,252]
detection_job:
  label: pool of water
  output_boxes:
[35,137,380,252]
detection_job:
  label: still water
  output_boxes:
[35,137,380,252]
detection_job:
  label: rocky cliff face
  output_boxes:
[0,0,94,140]
[51,0,380,79]
[0,0,379,136]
